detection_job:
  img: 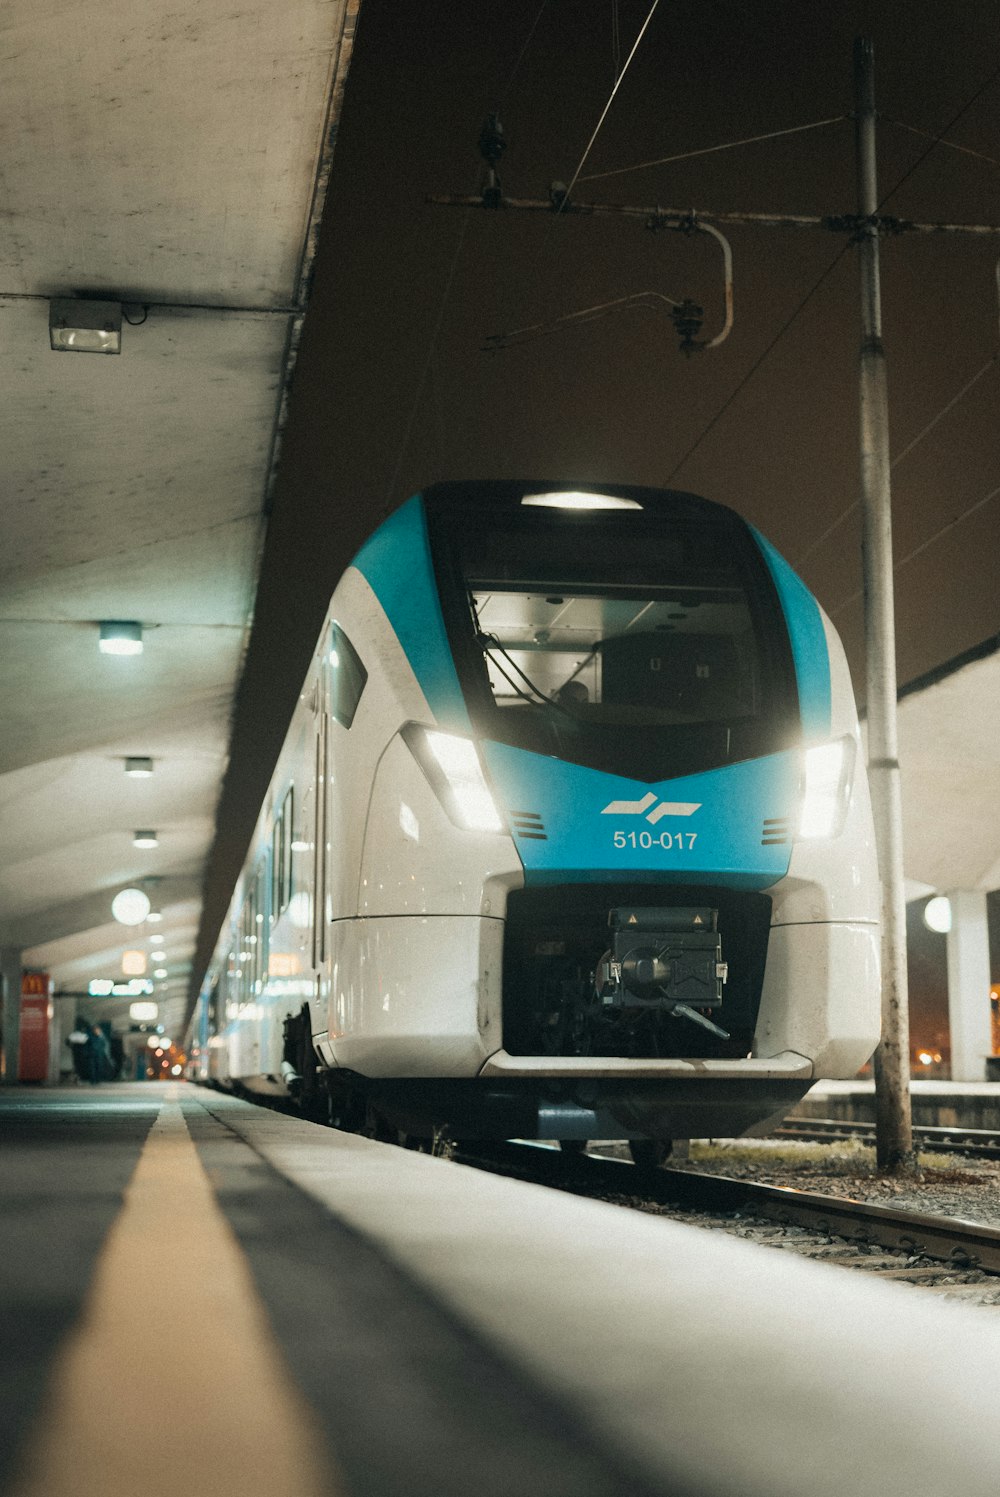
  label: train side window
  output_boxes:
[254,860,267,993]
[329,623,367,729]
[271,816,283,920]
[283,788,295,900]
[271,788,294,915]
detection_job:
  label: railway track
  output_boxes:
[774,1116,1000,1160]
[456,1140,1000,1307]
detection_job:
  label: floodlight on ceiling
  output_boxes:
[133,830,159,849]
[49,298,122,354]
[125,756,154,777]
[521,490,643,511]
[111,887,151,926]
[99,621,143,656]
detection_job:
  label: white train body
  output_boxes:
[189,482,880,1144]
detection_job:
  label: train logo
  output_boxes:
[600,793,702,822]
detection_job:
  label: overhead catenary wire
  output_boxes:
[495,0,552,111]
[554,0,662,216]
[884,116,1000,175]
[664,243,851,483]
[382,200,474,511]
[580,115,847,183]
[664,59,1000,486]
[794,352,1000,566]
[831,474,1000,618]
[385,3,561,509]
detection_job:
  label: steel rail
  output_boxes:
[456,1141,1000,1273]
[775,1117,1000,1161]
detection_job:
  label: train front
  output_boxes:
[353,480,880,1143]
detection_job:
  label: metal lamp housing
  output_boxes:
[49,298,122,354]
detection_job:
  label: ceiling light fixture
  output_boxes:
[49,297,122,354]
[125,756,154,777]
[521,490,643,511]
[133,830,159,849]
[99,621,143,656]
[111,887,151,926]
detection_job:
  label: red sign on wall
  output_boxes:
[18,973,52,1082]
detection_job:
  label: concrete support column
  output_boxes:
[946,890,993,1082]
[0,948,23,1084]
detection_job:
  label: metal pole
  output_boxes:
[854,37,915,1171]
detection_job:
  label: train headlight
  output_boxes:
[798,736,855,840]
[403,726,504,833]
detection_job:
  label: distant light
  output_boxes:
[89,979,115,997]
[112,887,150,925]
[924,896,952,934]
[521,490,643,511]
[146,909,163,923]
[147,1035,161,1049]
[99,621,143,655]
[50,297,122,354]
[133,830,159,849]
[111,978,153,996]
[130,1002,158,1021]
[125,756,154,777]
[171,1064,182,1076]
[153,968,168,980]
[917,1051,934,1066]
[122,950,147,977]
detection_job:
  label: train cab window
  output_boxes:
[330,622,367,729]
[428,485,799,782]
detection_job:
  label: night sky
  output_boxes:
[191,0,1000,1003]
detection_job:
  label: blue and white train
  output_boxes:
[188,480,881,1156]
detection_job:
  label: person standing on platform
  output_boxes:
[67,1021,90,1083]
[88,1023,112,1084]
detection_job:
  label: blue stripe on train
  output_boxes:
[352,493,471,732]
[750,527,831,740]
[482,741,798,889]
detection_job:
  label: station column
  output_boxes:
[0,948,22,1083]
[946,890,993,1082]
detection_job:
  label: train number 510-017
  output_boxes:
[612,830,698,851]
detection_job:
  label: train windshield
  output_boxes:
[429,489,799,781]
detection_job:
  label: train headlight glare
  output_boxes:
[798,737,855,840]
[404,727,503,833]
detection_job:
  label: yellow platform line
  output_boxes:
[11,1087,343,1497]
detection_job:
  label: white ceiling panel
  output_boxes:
[1,1,351,302]
[0,0,359,1050]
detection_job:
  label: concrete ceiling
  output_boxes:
[0,0,359,1041]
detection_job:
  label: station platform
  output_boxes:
[2,1081,999,1497]
[795,1078,1000,1130]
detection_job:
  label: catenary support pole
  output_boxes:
[854,38,915,1171]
